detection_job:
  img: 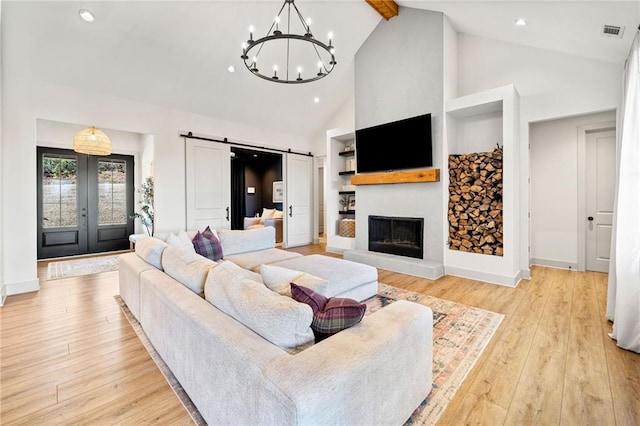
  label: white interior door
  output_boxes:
[285,154,313,247]
[185,139,231,231]
[586,129,616,272]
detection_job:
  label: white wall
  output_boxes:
[458,34,622,277]
[312,93,355,157]
[354,7,444,263]
[458,34,622,117]
[1,75,312,296]
[0,0,5,304]
[530,110,616,268]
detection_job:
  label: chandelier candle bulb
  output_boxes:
[248,25,254,43]
[274,16,281,35]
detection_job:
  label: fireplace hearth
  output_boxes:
[368,216,424,259]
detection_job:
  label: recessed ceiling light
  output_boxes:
[79,9,95,23]
[514,18,527,26]
[313,97,320,103]
[228,65,235,73]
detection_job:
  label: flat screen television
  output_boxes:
[355,113,432,173]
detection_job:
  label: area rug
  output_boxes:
[115,283,504,426]
[47,255,120,280]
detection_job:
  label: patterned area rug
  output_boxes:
[47,255,120,280]
[375,283,504,425]
[116,283,503,426]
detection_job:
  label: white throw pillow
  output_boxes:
[166,231,196,253]
[260,264,328,297]
[272,209,284,219]
[205,261,314,350]
[262,208,276,219]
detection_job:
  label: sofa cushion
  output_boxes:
[192,231,223,261]
[224,249,302,272]
[291,283,366,341]
[135,236,169,270]
[217,227,275,256]
[260,264,328,297]
[269,254,378,299]
[205,261,314,351]
[162,246,218,297]
[166,231,196,253]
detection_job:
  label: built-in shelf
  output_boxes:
[339,190,356,195]
[351,168,440,185]
[338,150,355,156]
[339,170,356,176]
[339,210,356,215]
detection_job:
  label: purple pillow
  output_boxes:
[202,226,217,240]
[192,230,223,261]
[291,283,366,341]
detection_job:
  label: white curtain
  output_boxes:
[606,29,640,353]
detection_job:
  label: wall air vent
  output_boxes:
[601,25,625,38]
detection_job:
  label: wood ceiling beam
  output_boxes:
[365,0,399,20]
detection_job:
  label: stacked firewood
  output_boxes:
[448,146,504,256]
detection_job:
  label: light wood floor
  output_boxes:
[1,245,639,425]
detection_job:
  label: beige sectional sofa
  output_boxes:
[119,226,434,425]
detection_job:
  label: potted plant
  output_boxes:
[132,176,154,236]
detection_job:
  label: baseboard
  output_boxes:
[0,285,6,307]
[521,268,532,280]
[5,278,40,297]
[326,245,349,254]
[530,258,578,271]
[444,266,521,287]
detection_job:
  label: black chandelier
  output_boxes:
[241,0,336,84]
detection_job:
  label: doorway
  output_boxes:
[230,147,283,230]
[36,147,134,259]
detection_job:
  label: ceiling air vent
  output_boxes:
[601,25,625,38]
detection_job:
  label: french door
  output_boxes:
[37,147,134,259]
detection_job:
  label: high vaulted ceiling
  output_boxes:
[3,1,638,140]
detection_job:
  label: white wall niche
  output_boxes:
[444,84,522,287]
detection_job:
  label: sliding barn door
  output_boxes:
[185,139,231,231]
[285,154,313,247]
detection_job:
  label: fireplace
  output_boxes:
[368,216,424,259]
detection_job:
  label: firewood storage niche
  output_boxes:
[447,146,504,256]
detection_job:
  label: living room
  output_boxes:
[1,1,639,424]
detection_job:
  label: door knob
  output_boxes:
[587,216,594,221]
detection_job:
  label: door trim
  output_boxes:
[577,121,616,271]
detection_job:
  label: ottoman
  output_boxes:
[268,254,378,302]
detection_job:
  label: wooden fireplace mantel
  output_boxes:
[351,168,440,185]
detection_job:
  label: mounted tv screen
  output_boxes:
[356,113,432,173]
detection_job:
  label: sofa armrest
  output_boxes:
[265,300,433,425]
